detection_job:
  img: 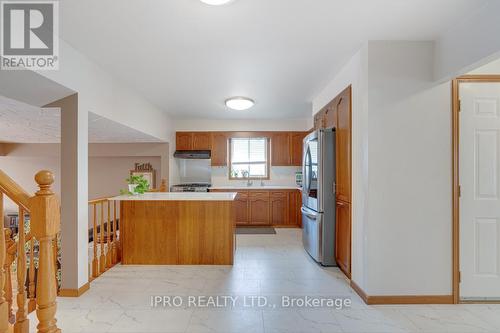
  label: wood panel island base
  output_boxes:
[111,192,237,265]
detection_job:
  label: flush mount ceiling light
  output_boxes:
[199,0,233,5]
[225,97,255,111]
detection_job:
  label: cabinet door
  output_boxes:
[286,190,302,227]
[249,192,270,225]
[324,102,337,128]
[235,192,249,225]
[336,88,351,202]
[192,132,212,150]
[176,132,192,150]
[290,132,306,166]
[271,132,291,166]
[211,132,228,166]
[314,109,327,129]
[335,200,351,278]
[270,191,288,225]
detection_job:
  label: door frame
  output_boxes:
[452,75,500,304]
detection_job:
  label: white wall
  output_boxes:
[468,57,500,75]
[313,44,369,290]
[366,41,452,295]
[313,41,453,296]
[174,118,312,132]
[36,39,173,142]
[434,1,500,81]
[0,143,165,211]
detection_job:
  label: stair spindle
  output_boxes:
[14,208,28,333]
[92,204,98,278]
[3,230,14,323]
[106,201,112,268]
[0,192,8,333]
[28,238,36,313]
[99,202,106,273]
[112,201,117,264]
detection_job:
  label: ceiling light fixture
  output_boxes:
[199,0,233,5]
[225,97,255,111]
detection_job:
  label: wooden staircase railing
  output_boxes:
[0,169,60,333]
[88,198,120,280]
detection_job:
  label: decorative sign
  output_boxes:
[130,163,156,189]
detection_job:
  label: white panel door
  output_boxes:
[460,82,500,300]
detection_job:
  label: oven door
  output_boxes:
[302,134,319,212]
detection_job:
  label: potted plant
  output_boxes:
[121,174,150,195]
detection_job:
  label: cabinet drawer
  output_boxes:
[270,191,287,198]
[236,191,248,200]
[248,191,270,198]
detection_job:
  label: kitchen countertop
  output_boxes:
[209,185,302,190]
[110,192,237,201]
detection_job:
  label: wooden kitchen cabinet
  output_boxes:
[176,132,212,151]
[314,108,327,129]
[271,132,291,166]
[287,190,302,227]
[209,189,301,227]
[290,132,306,166]
[176,132,193,150]
[336,87,351,202]
[270,191,288,225]
[249,192,270,225]
[235,191,249,225]
[211,132,228,166]
[324,103,337,128]
[192,132,212,150]
[335,200,351,278]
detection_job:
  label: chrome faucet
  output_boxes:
[260,179,265,186]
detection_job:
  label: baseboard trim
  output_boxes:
[350,280,453,305]
[350,280,369,303]
[58,282,90,297]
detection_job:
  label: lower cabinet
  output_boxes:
[335,200,351,278]
[210,189,302,227]
[249,192,270,225]
[235,192,249,224]
[270,191,288,225]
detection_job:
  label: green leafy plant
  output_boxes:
[120,174,149,195]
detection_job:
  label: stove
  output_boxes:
[170,183,211,192]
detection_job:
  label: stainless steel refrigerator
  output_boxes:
[301,128,336,266]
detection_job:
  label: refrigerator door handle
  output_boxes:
[301,207,318,220]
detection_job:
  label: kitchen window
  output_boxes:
[229,137,269,179]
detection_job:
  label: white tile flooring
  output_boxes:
[30,229,500,333]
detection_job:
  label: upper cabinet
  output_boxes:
[271,132,291,166]
[176,131,308,167]
[176,132,212,150]
[336,87,351,202]
[290,132,306,166]
[211,132,228,166]
[192,132,212,150]
[176,132,193,150]
[314,109,327,129]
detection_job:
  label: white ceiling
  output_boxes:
[0,96,163,143]
[58,0,489,119]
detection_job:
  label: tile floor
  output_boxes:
[30,229,500,333]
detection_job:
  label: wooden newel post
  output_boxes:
[29,171,60,333]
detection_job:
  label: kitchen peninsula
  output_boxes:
[110,192,237,265]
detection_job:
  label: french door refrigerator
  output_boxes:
[301,128,336,266]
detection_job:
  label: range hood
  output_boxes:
[174,150,211,159]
